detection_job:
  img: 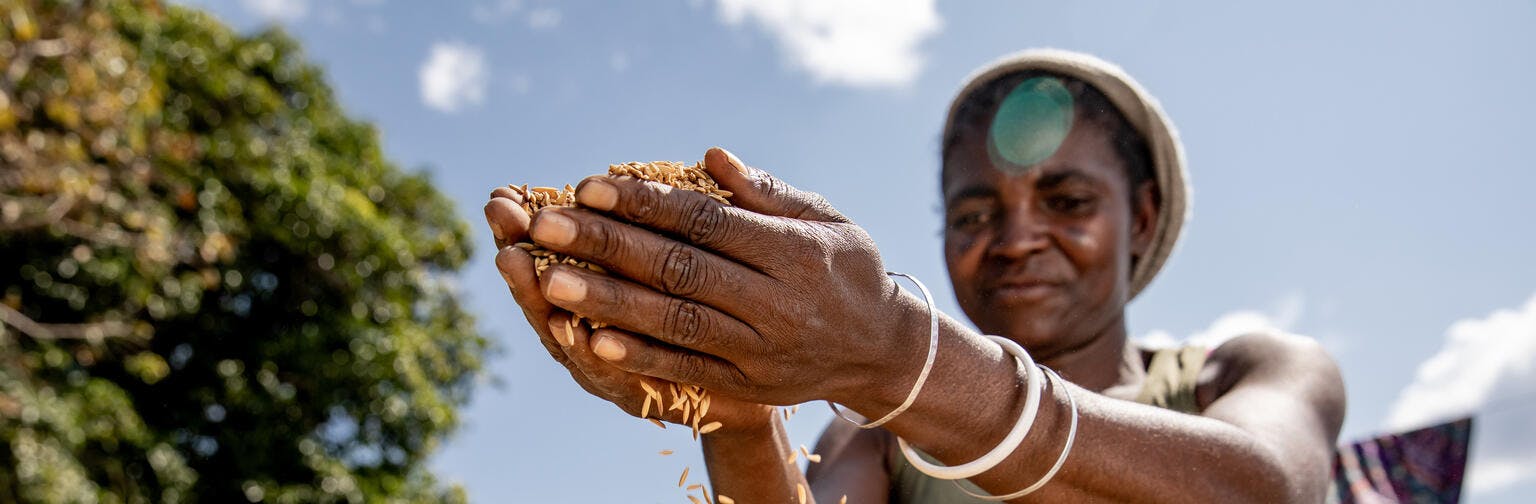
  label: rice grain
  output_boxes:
[501,160,736,497]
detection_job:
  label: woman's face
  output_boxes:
[942,116,1155,354]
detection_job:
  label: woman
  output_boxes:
[484,49,1344,502]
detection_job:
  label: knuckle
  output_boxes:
[663,298,709,349]
[656,242,704,297]
[583,218,623,262]
[674,355,709,386]
[760,174,788,200]
[629,182,663,220]
[680,198,726,246]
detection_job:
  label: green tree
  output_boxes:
[0,1,486,502]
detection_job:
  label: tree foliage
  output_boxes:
[0,1,485,502]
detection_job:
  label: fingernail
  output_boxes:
[490,186,521,202]
[494,246,518,292]
[593,334,626,361]
[546,269,587,302]
[577,179,618,211]
[721,147,748,176]
[484,203,505,241]
[531,211,577,247]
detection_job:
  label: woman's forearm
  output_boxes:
[833,312,1306,502]
[702,415,813,503]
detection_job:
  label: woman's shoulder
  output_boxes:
[1197,331,1344,411]
[1207,331,1334,373]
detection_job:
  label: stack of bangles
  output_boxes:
[825,272,1080,500]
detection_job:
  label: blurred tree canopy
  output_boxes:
[0,1,486,502]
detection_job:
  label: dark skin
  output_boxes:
[485,114,1346,501]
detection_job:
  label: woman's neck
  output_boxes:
[1034,317,1145,395]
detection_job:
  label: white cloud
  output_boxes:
[1384,292,1536,496]
[527,8,561,30]
[713,0,941,88]
[419,42,489,114]
[472,0,522,24]
[1137,292,1304,350]
[241,0,308,22]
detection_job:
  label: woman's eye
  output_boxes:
[1046,194,1095,214]
[947,209,993,231]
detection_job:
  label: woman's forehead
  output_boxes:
[943,119,1126,201]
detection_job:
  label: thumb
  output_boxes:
[702,147,849,224]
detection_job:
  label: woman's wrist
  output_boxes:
[699,403,777,442]
[828,281,936,419]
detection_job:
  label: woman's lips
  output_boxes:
[986,281,1062,304]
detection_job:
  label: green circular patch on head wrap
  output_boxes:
[987,76,1074,174]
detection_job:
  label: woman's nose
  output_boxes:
[987,208,1050,259]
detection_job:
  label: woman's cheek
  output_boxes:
[944,232,985,291]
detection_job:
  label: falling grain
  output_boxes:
[797,483,807,504]
[502,161,736,495]
[659,449,674,456]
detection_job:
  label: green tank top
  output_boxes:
[887,346,1208,503]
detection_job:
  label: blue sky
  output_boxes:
[181,1,1536,502]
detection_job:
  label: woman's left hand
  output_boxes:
[518,147,929,408]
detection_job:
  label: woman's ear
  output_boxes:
[1129,180,1159,266]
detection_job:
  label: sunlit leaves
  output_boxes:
[1,1,482,502]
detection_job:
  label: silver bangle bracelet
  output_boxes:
[826,271,939,429]
[953,364,1079,500]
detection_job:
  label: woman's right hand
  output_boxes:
[484,188,774,434]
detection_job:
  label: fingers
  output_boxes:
[495,245,571,357]
[572,174,789,267]
[589,326,750,399]
[527,206,772,317]
[540,264,755,359]
[484,195,531,249]
[701,146,850,224]
[548,313,702,424]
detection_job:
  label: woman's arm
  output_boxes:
[806,419,891,503]
[855,319,1343,502]
[506,148,1344,502]
[701,415,811,503]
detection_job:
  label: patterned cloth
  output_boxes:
[1330,417,1474,504]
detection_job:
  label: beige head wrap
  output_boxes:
[942,48,1189,299]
